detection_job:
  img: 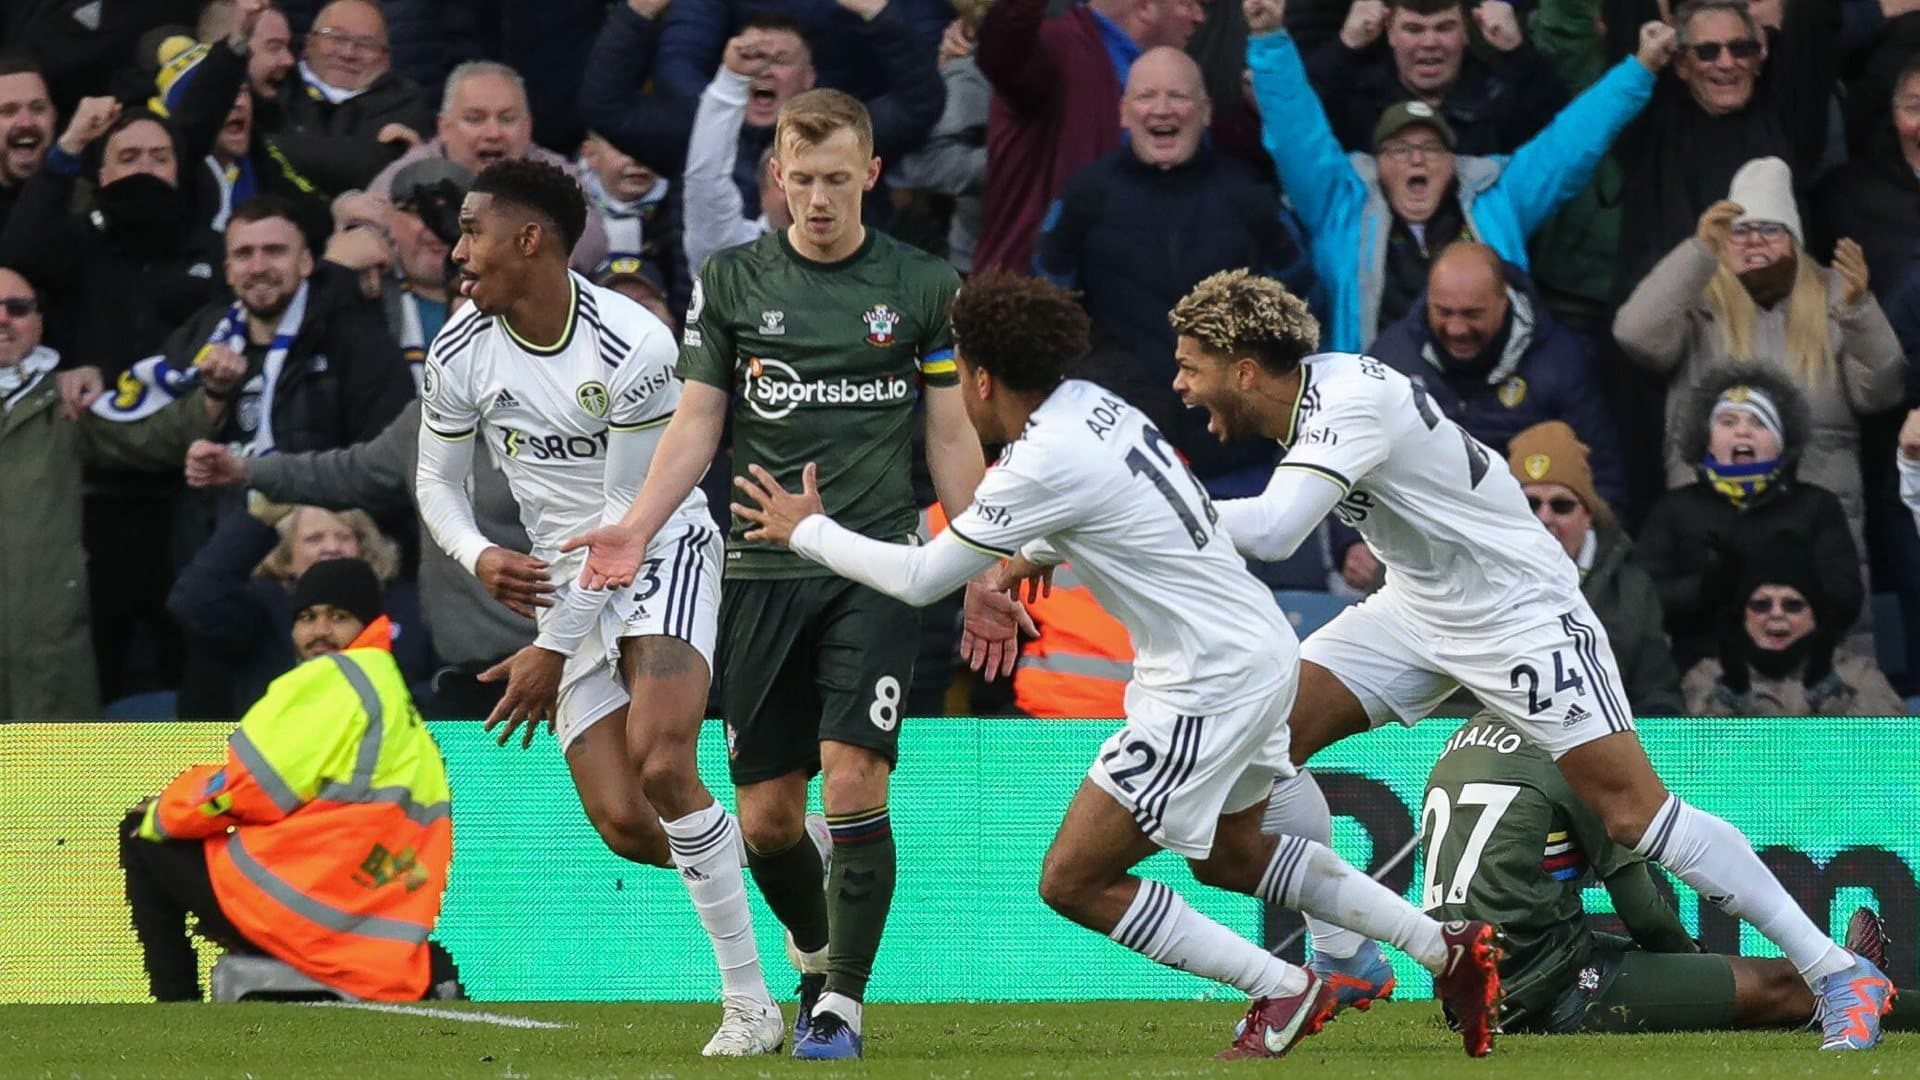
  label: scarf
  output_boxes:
[299,60,366,105]
[92,281,309,455]
[1738,254,1797,308]
[0,345,59,412]
[205,155,259,233]
[581,167,668,265]
[395,288,437,392]
[1420,286,1535,384]
[1701,454,1782,506]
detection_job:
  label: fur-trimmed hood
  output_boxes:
[1677,364,1813,474]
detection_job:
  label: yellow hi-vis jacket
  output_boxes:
[139,618,452,1000]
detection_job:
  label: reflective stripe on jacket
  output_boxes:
[139,617,451,1000]
[1013,564,1133,718]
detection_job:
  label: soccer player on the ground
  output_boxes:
[1165,267,1897,1050]
[1423,710,1918,1035]
[413,159,783,1056]
[564,90,1027,1060]
[728,271,1506,1061]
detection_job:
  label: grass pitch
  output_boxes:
[3,1001,1918,1079]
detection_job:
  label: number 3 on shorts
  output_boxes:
[869,675,902,731]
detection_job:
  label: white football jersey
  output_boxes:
[946,379,1295,714]
[420,273,709,562]
[1273,352,1581,630]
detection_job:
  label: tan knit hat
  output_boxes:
[1507,421,1613,526]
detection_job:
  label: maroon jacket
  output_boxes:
[974,0,1124,273]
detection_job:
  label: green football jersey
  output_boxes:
[1422,716,1682,1026]
[679,229,961,578]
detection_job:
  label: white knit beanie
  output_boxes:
[1728,156,1802,246]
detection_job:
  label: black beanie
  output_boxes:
[290,558,384,627]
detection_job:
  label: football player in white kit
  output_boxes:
[1167,265,1895,1052]
[413,160,783,1056]
[731,272,1505,1060]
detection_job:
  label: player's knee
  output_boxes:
[820,752,890,812]
[739,813,805,856]
[589,801,670,867]
[1037,853,1094,919]
[636,743,702,811]
[1598,800,1658,850]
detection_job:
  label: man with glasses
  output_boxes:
[271,0,435,191]
[1506,421,1681,714]
[1612,0,1841,299]
[0,267,244,720]
[1243,0,1674,353]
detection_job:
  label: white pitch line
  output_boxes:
[312,1001,571,1029]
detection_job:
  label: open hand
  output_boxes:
[1833,238,1871,308]
[475,545,556,618]
[479,645,564,748]
[961,578,1039,681]
[732,462,824,547]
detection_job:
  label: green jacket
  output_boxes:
[1526,0,1622,306]
[1583,525,1683,716]
[0,367,215,719]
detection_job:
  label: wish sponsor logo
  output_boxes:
[741,356,911,420]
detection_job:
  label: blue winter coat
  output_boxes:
[1247,29,1655,352]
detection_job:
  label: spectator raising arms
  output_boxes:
[1306,0,1570,155]
[1614,157,1906,559]
[1243,0,1674,352]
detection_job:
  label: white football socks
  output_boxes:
[1260,834,1446,971]
[1110,879,1311,999]
[662,803,773,1003]
[1634,795,1850,984]
[1264,770,1367,960]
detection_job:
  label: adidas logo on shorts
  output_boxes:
[1562,703,1591,728]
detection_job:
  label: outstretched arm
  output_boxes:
[1215,466,1347,562]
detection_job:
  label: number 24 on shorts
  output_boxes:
[1509,650,1584,716]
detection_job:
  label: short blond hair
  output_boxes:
[257,507,401,584]
[775,88,874,159]
[1168,269,1320,372]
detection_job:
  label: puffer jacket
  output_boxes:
[1612,236,1907,551]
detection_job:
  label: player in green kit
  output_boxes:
[1423,711,1918,1035]
[565,89,1021,1060]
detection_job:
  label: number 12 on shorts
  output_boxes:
[1509,649,1584,716]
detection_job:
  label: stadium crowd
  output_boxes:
[3,0,1920,726]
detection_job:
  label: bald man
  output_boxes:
[1363,240,1629,511]
[252,0,435,191]
[1035,46,1311,492]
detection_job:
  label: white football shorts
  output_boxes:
[555,523,722,751]
[1088,678,1299,860]
[1298,586,1634,758]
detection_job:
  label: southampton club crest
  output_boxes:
[862,303,899,347]
[576,380,610,418]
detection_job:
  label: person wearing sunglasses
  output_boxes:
[1634,367,1870,700]
[1617,155,1904,579]
[0,266,244,722]
[1681,556,1904,716]
[1507,420,1682,716]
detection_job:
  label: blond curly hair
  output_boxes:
[1168,270,1320,370]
